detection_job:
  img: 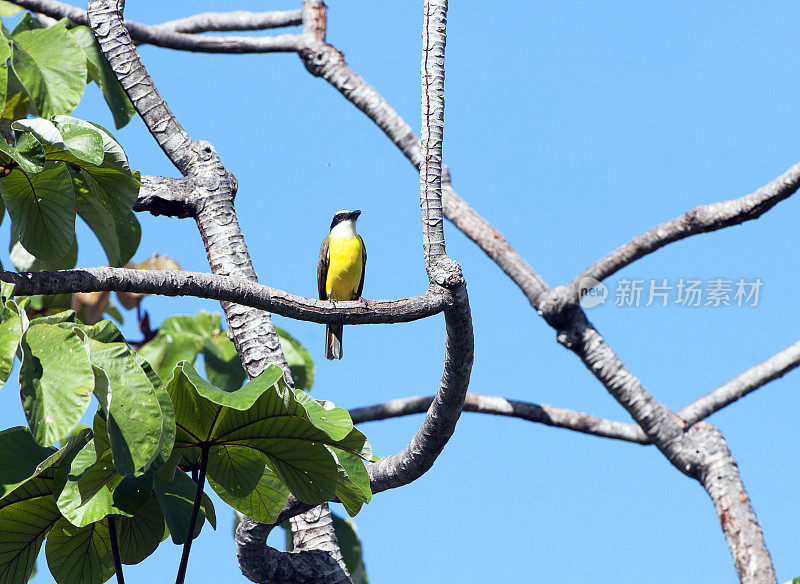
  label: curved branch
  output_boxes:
[0,267,450,325]
[11,0,301,53]
[351,393,648,444]
[570,161,800,289]
[679,339,800,425]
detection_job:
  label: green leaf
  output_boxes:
[203,334,245,392]
[81,320,124,344]
[10,20,86,118]
[276,327,314,390]
[205,450,288,524]
[1,427,91,502]
[332,514,369,584]
[87,339,165,476]
[152,470,214,545]
[2,64,30,122]
[45,517,115,584]
[0,162,76,262]
[9,231,78,272]
[330,447,371,517]
[19,322,94,446]
[138,330,198,383]
[0,135,45,174]
[167,362,370,506]
[51,116,138,216]
[13,118,102,167]
[67,27,135,130]
[0,297,25,384]
[55,438,126,528]
[0,30,11,113]
[51,117,128,171]
[0,485,61,584]
[11,14,44,36]
[0,427,54,498]
[292,389,353,441]
[115,492,164,565]
[71,166,140,267]
[0,430,90,584]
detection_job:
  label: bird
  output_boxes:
[317,209,366,360]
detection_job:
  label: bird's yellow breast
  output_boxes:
[326,235,363,300]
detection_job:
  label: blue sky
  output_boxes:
[0,1,799,582]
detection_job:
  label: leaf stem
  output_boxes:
[175,446,208,584]
[108,516,125,584]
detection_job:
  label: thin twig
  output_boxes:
[570,161,800,290]
[350,393,648,444]
[679,339,800,425]
[175,447,208,584]
[108,516,125,584]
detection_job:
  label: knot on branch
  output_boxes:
[428,257,463,288]
[298,38,344,78]
[538,285,580,329]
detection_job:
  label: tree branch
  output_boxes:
[678,339,800,425]
[0,267,450,325]
[419,0,447,273]
[153,10,302,34]
[136,175,196,218]
[351,393,648,444]
[538,288,776,583]
[11,0,301,53]
[570,161,800,290]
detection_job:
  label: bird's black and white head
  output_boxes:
[329,209,361,236]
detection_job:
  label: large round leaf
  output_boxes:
[19,323,94,446]
[45,517,114,584]
[0,163,76,262]
[9,20,86,118]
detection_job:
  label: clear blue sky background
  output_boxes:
[0,1,798,582]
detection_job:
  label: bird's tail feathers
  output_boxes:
[325,324,343,360]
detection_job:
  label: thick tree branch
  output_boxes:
[678,339,800,425]
[570,161,800,290]
[11,0,301,53]
[538,288,776,583]
[351,393,648,444]
[419,0,447,272]
[87,0,295,382]
[85,4,348,581]
[0,268,450,325]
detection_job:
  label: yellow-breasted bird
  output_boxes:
[317,209,366,360]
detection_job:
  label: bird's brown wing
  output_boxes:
[356,235,366,297]
[317,236,330,300]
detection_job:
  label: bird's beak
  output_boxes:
[348,210,362,220]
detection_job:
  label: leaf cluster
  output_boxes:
[0,14,140,271]
[0,290,371,584]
